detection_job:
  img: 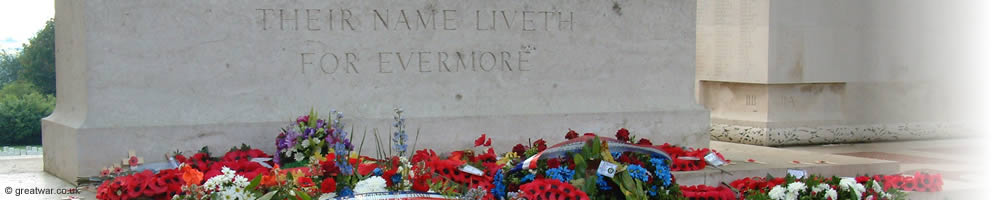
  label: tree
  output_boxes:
[17,18,55,95]
[0,50,21,88]
[0,81,39,97]
[0,92,55,145]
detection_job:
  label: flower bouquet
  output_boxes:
[732,174,906,200]
[494,129,687,200]
[274,109,353,168]
[94,145,274,200]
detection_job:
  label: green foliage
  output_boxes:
[17,18,56,95]
[0,50,21,87]
[615,172,647,200]
[429,178,466,197]
[0,91,55,145]
[0,81,40,97]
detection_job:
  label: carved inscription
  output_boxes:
[256,8,574,32]
[256,8,576,74]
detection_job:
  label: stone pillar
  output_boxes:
[696,0,977,146]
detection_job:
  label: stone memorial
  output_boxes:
[45,0,707,181]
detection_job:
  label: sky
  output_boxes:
[0,0,54,51]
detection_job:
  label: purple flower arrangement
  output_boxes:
[274,109,353,168]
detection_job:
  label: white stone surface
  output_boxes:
[695,0,978,145]
[46,0,708,182]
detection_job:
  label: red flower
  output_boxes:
[546,158,561,168]
[143,174,169,197]
[449,151,466,161]
[565,129,579,140]
[475,148,498,163]
[475,134,487,147]
[382,168,398,185]
[129,156,140,167]
[616,128,631,142]
[511,144,526,156]
[173,154,187,164]
[929,173,944,191]
[320,155,340,177]
[856,175,870,183]
[412,149,438,163]
[533,139,547,152]
[96,180,114,200]
[411,173,432,192]
[188,152,213,173]
[358,163,378,176]
[619,153,643,166]
[221,149,271,162]
[297,177,315,188]
[901,177,916,191]
[203,160,270,182]
[125,171,154,199]
[104,178,124,200]
[680,184,736,200]
[519,179,590,200]
[637,138,652,145]
[430,159,476,185]
[296,115,310,125]
[320,178,337,193]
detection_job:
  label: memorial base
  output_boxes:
[44,109,708,183]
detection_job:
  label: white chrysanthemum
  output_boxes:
[788,182,806,193]
[876,180,892,199]
[219,187,252,200]
[824,188,838,200]
[301,140,310,148]
[785,182,806,199]
[839,178,857,191]
[202,167,255,199]
[354,176,388,194]
[204,167,237,190]
[812,183,831,193]
[851,182,865,199]
[232,175,249,188]
[839,177,865,198]
[768,185,787,200]
[294,152,305,162]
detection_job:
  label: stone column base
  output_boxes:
[710,122,973,146]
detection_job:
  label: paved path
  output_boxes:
[0,155,94,200]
